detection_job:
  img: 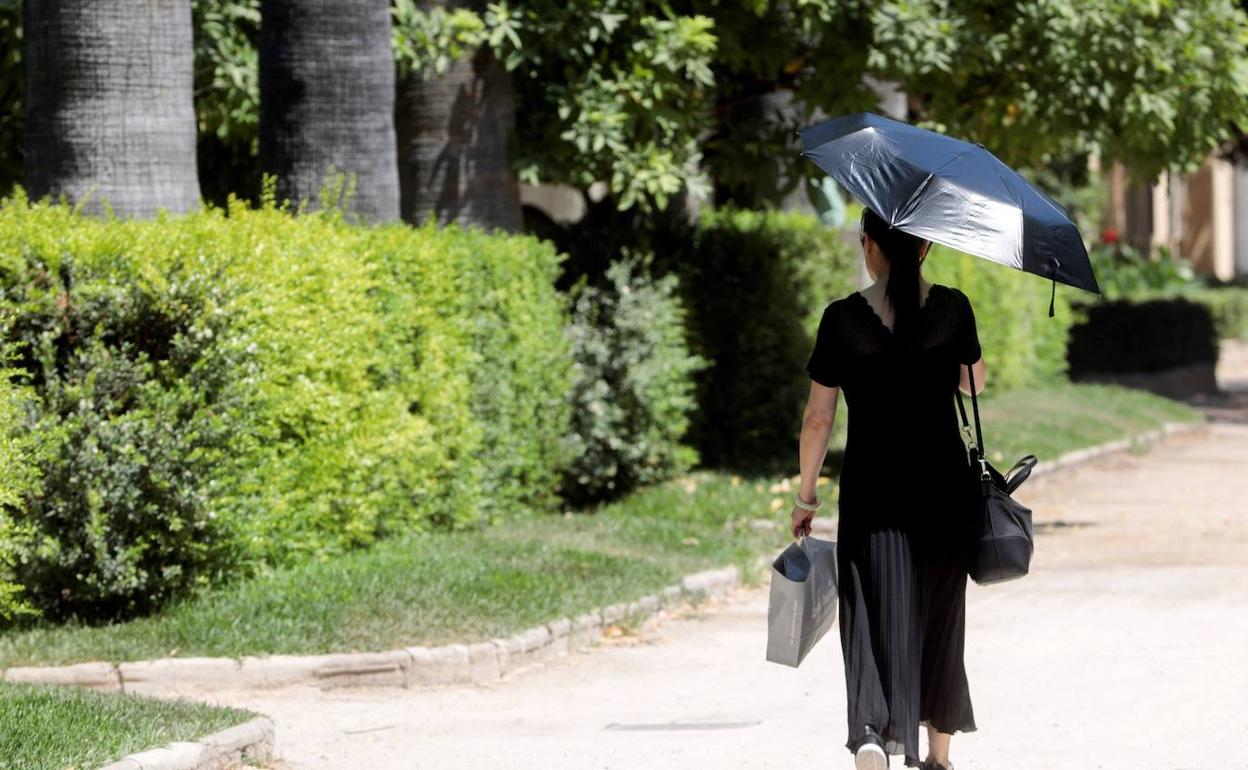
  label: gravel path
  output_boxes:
[200,347,1248,770]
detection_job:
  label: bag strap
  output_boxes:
[954,364,985,460]
[955,364,991,491]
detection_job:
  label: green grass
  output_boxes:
[0,472,800,666]
[975,381,1202,465]
[0,681,254,770]
[0,383,1201,667]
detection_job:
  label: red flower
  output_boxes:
[1101,227,1119,244]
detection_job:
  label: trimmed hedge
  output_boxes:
[1067,297,1219,375]
[924,245,1075,389]
[650,206,858,470]
[0,194,571,622]
[1126,285,1248,342]
[0,203,257,620]
[0,355,39,623]
[1190,286,1248,341]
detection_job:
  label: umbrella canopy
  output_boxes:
[798,112,1100,315]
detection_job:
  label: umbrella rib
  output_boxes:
[928,146,977,177]
[894,146,973,226]
[987,157,1024,210]
[894,173,935,226]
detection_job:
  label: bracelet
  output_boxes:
[793,493,822,512]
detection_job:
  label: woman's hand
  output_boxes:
[791,504,814,538]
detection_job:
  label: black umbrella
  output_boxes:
[798,112,1100,316]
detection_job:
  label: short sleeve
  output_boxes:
[957,290,983,365]
[805,304,842,388]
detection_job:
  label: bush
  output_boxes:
[561,251,705,504]
[0,202,254,621]
[1067,297,1218,375]
[1085,242,1199,299]
[0,358,39,623]
[1122,285,1248,343]
[1078,240,1248,342]
[650,206,857,470]
[0,194,573,623]
[372,220,573,523]
[924,245,1076,389]
[1187,286,1248,341]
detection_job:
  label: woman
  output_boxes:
[790,207,985,770]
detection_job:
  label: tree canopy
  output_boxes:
[2,0,1246,207]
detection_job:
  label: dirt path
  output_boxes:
[208,352,1248,770]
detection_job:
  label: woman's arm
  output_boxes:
[958,355,987,396]
[791,380,839,537]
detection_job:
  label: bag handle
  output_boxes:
[1004,455,1038,494]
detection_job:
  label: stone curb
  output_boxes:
[0,566,741,695]
[97,716,274,770]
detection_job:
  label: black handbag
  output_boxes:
[955,364,1038,585]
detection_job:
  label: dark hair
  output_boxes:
[860,207,929,342]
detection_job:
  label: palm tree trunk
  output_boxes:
[23,0,200,217]
[396,2,521,232]
[259,0,399,223]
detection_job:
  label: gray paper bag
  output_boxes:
[766,535,838,667]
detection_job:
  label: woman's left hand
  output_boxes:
[790,505,814,538]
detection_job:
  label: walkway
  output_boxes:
[215,346,1248,770]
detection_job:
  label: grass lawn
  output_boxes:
[975,381,1202,464]
[0,681,255,770]
[0,383,1201,667]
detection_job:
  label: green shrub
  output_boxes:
[1086,242,1199,299]
[1067,297,1218,374]
[0,357,39,623]
[0,201,254,621]
[372,220,573,522]
[197,204,440,563]
[1124,285,1248,342]
[1075,241,1248,342]
[1187,286,1248,341]
[0,194,574,622]
[650,206,857,471]
[924,245,1075,389]
[561,251,705,504]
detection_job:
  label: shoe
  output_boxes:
[921,761,954,770]
[854,725,888,770]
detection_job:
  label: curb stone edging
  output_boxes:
[1,566,741,695]
[4,420,1205,697]
[97,716,274,770]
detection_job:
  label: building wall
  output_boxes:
[1184,157,1235,281]
[1106,155,1244,281]
[1235,164,1248,277]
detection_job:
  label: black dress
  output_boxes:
[805,283,982,768]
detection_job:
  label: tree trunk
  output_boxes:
[259,0,399,223]
[23,0,200,217]
[396,7,521,233]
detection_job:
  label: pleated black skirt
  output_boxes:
[837,525,977,768]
